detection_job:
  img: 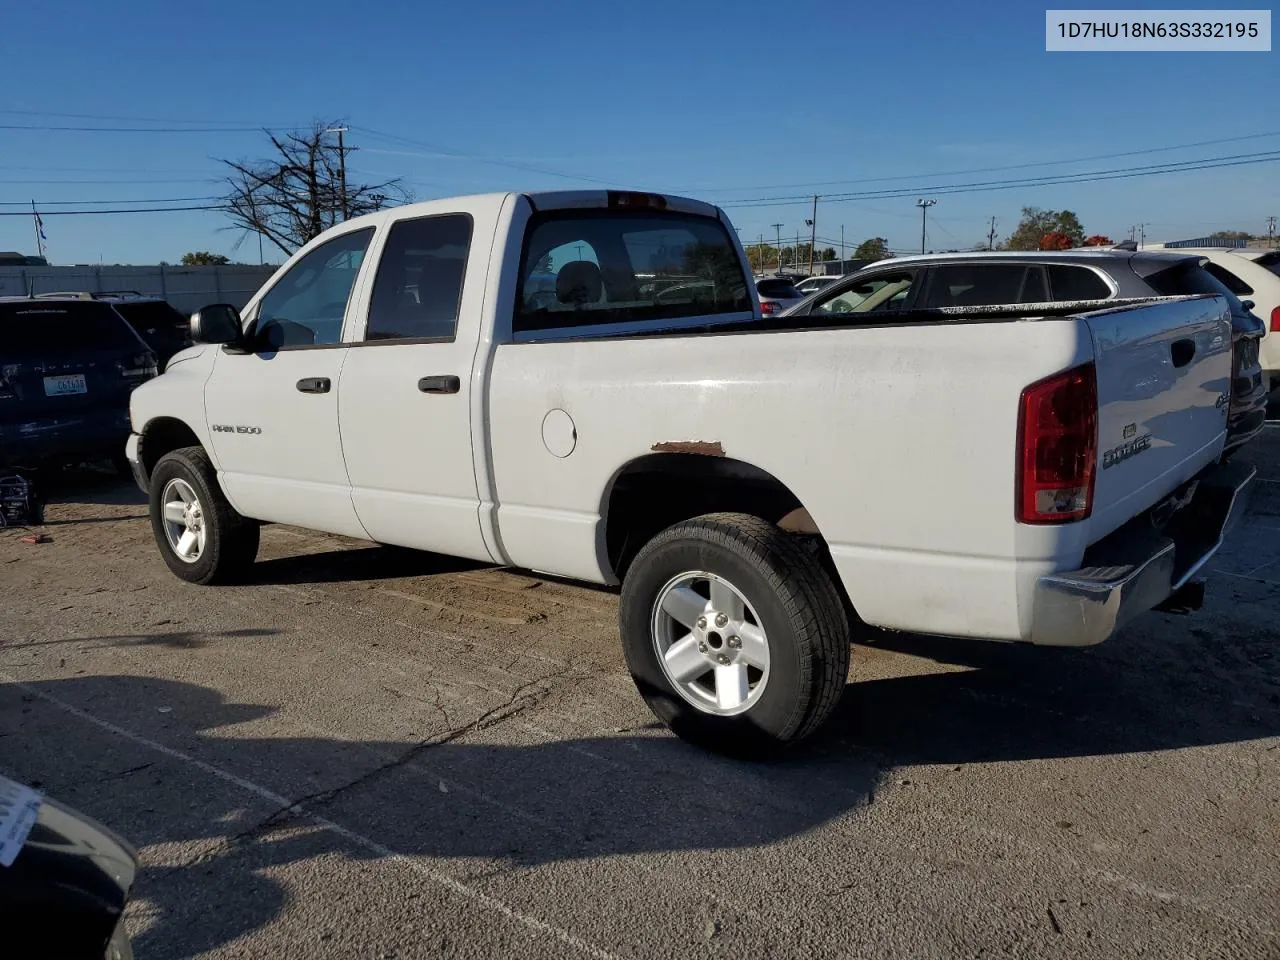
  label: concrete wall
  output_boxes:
[0,264,276,314]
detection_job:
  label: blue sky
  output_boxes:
[1,0,1276,264]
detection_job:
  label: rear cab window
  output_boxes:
[514,209,751,336]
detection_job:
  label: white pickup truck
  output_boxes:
[125,189,1255,755]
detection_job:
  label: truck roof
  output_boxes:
[341,190,723,230]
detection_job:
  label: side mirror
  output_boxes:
[189,303,243,345]
[1242,299,1256,312]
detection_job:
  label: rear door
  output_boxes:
[338,210,493,562]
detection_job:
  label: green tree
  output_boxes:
[818,247,836,261]
[853,237,889,260]
[1210,230,1252,240]
[181,251,230,266]
[1004,208,1085,251]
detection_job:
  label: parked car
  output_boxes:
[754,275,805,317]
[793,275,842,296]
[0,773,138,958]
[0,298,158,469]
[782,250,1267,458]
[35,292,193,368]
[125,190,1253,755]
[1140,246,1280,390]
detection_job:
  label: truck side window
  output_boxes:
[366,214,473,342]
[255,228,373,348]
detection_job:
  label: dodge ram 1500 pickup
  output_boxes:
[124,189,1256,754]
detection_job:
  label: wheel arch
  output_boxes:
[137,417,206,485]
[600,451,834,583]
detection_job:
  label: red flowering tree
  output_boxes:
[1082,234,1114,247]
[1039,231,1074,250]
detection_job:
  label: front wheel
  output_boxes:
[148,446,259,585]
[619,513,850,757]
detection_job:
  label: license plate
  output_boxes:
[43,374,88,397]
[0,777,41,868]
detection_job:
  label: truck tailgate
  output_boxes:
[1086,295,1232,538]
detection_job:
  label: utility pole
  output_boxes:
[987,216,998,251]
[916,198,937,255]
[840,225,845,269]
[771,223,783,274]
[758,234,764,273]
[1137,223,1147,248]
[807,195,818,276]
[1268,216,1277,249]
[327,126,350,221]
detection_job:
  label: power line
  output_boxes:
[689,130,1280,195]
[0,123,268,133]
[353,125,618,186]
[0,108,293,126]
[0,178,215,185]
[723,150,1280,209]
[0,196,221,206]
[0,204,223,216]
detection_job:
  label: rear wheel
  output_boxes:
[148,446,258,585]
[619,513,850,757]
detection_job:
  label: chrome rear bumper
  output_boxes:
[1031,460,1255,647]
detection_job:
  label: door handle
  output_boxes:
[418,375,461,395]
[1170,338,1196,369]
[296,377,331,394]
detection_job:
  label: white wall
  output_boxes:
[0,264,276,313]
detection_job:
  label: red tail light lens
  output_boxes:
[1017,363,1098,524]
[760,301,779,316]
[1270,305,1280,333]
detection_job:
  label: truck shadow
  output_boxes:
[245,544,487,585]
[2,650,1277,956]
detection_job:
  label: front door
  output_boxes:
[338,212,491,561]
[204,226,374,538]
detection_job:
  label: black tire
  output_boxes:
[148,445,259,585]
[619,512,850,757]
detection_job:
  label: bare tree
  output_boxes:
[220,121,410,256]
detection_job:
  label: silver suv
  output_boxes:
[782,250,1267,456]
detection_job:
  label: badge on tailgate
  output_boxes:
[1103,425,1153,470]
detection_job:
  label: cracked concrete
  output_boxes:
[0,438,1278,959]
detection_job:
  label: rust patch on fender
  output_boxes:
[650,440,725,457]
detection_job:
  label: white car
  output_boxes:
[793,275,842,297]
[124,189,1255,755]
[1143,245,1280,384]
[753,275,805,317]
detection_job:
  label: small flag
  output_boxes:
[34,211,47,241]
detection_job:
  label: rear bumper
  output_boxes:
[1030,459,1255,647]
[0,409,131,467]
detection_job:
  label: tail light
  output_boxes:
[1271,306,1280,333]
[760,301,780,316]
[0,364,18,401]
[1016,363,1098,524]
[120,351,158,384]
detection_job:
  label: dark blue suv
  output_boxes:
[0,298,157,469]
